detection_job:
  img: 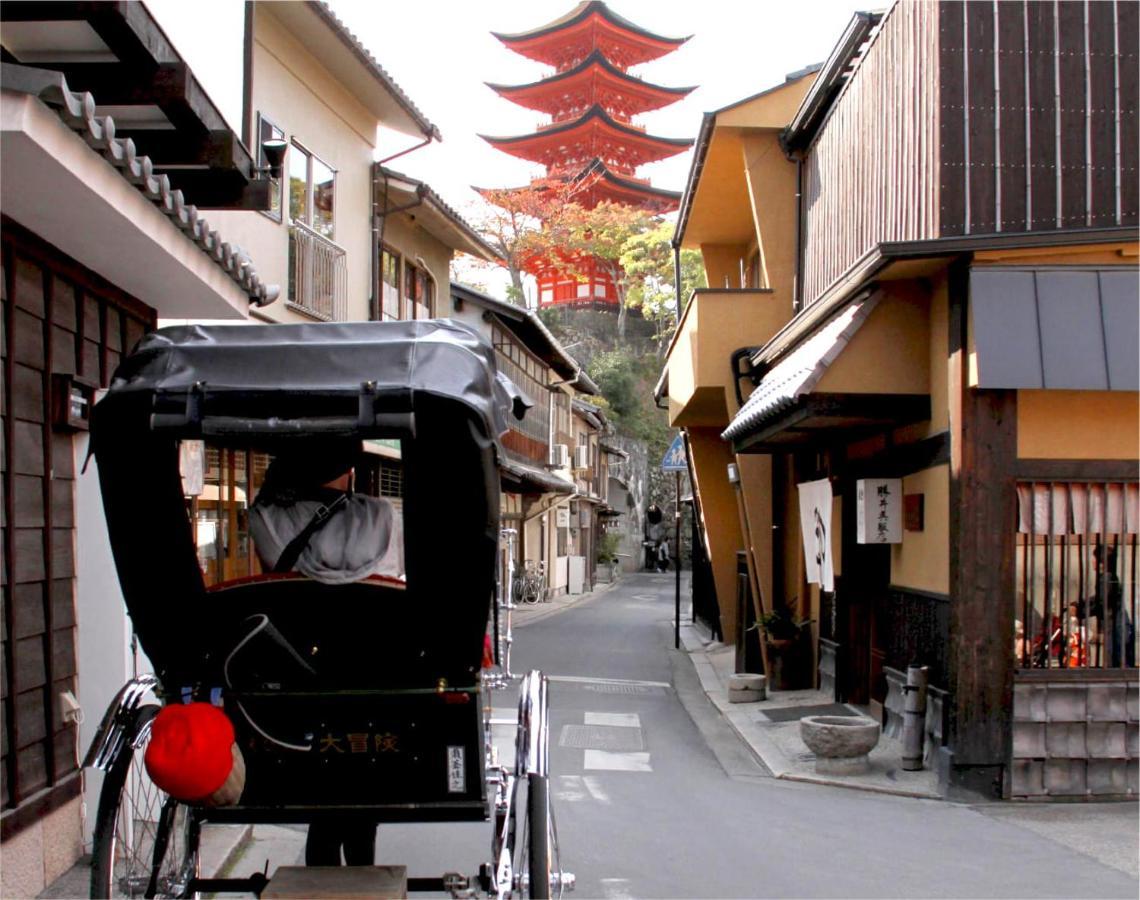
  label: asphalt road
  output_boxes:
[366,571,1137,899]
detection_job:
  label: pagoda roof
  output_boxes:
[475,160,681,213]
[479,106,692,169]
[486,50,695,117]
[574,159,682,211]
[492,1,690,69]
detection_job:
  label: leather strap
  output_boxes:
[272,493,349,573]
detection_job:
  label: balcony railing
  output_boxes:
[288,221,347,321]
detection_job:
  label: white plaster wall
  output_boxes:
[74,430,136,849]
[210,9,379,323]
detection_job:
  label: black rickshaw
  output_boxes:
[82,320,570,898]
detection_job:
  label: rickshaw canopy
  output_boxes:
[92,319,522,689]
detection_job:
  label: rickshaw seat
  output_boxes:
[202,572,485,692]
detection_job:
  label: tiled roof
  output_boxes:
[377,166,498,260]
[4,63,278,306]
[721,294,880,442]
[308,2,440,140]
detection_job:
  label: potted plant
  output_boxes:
[755,603,811,690]
[595,532,621,583]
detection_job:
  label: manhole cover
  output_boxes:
[559,724,645,751]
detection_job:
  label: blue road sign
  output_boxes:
[661,433,687,471]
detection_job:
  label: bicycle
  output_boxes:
[513,560,546,604]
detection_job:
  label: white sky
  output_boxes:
[148,0,864,297]
[330,0,864,218]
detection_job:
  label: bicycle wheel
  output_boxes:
[90,705,200,899]
[522,772,551,898]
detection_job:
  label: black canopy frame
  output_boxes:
[92,319,528,691]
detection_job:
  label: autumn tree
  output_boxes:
[470,177,590,304]
[620,221,706,354]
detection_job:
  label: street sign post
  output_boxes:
[661,433,687,648]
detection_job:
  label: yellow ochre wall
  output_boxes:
[741,131,799,298]
[688,428,746,644]
[737,454,773,614]
[816,287,931,396]
[1018,391,1140,460]
[700,244,751,291]
[890,464,951,595]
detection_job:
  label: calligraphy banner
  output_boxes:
[797,478,835,591]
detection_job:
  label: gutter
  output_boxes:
[780,11,880,155]
[673,112,715,249]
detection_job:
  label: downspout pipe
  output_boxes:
[793,157,804,314]
[370,166,428,320]
[378,133,434,166]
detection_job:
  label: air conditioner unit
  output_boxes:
[552,444,570,468]
[574,445,590,470]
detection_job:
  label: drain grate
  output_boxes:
[580,683,663,695]
[559,724,645,752]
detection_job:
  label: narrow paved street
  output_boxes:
[367,572,1137,898]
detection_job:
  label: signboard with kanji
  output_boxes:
[856,478,903,544]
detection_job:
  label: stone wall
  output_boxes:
[1010,673,1139,799]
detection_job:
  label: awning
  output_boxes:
[971,268,1139,390]
[722,292,930,452]
[500,455,575,496]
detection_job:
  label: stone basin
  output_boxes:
[799,715,881,775]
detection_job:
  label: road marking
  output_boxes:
[600,878,634,899]
[547,675,671,689]
[583,750,652,772]
[555,774,612,805]
[584,712,641,728]
[582,776,611,804]
[555,775,587,803]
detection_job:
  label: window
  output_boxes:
[1014,481,1138,670]
[186,444,270,586]
[404,261,435,320]
[257,113,284,221]
[289,142,336,239]
[492,324,550,454]
[380,247,400,321]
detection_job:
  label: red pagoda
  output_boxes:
[481,1,694,308]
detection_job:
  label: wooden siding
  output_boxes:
[1,219,153,820]
[801,0,941,306]
[800,0,1137,309]
[940,0,1139,236]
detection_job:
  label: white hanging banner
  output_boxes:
[797,478,834,591]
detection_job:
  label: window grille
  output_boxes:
[378,459,403,498]
[1015,481,1138,670]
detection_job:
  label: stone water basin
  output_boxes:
[799,714,881,775]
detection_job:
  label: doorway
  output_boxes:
[837,484,891,706]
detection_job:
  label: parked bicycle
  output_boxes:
[513,560,547,604]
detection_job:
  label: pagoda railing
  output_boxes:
[538,116,644,133]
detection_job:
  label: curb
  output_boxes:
[512,578,620,627]
[679,623,943,802]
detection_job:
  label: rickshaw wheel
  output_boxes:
[90,705,201,899]
[523,772,552,898]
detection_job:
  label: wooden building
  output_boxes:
[660,1,1138,800]
[0,2,280,890]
